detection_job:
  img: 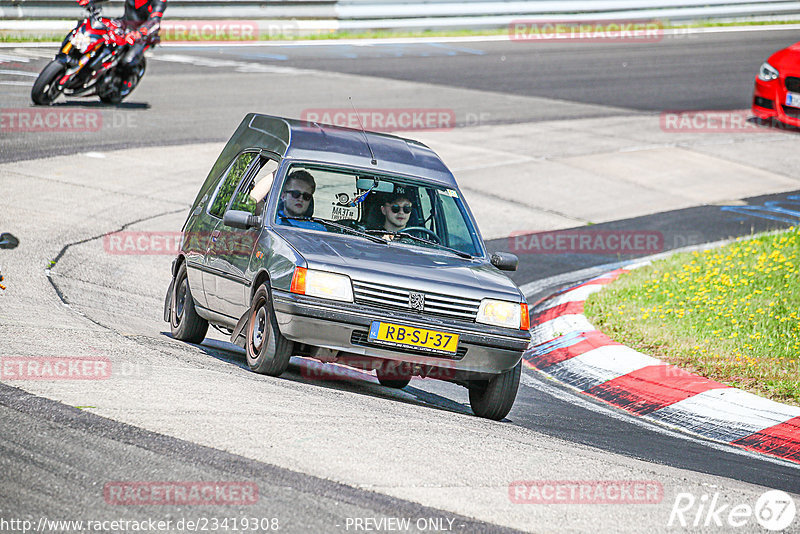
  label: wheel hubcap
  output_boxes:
[176,279,187,321]
[252,305,267,352]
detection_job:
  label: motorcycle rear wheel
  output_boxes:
[98,57,146,105]
[31,60,66,106]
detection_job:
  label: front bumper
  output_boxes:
[272,289,530,380]
[752,77,800,127]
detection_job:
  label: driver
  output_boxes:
[380,194,413,233]
[79,0,165,69]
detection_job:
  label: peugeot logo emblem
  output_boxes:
[408,292,425,312]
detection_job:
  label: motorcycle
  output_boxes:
[31,0,154,105]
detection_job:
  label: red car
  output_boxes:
[752,41,800,127]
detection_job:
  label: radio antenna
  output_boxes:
[349,97,377,165]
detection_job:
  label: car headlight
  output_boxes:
[477,299,529,330]
[758,62,779,82]
[290,267,353,302]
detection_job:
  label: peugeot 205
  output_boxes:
[164,114,531,420]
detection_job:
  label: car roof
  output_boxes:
[232,114,458,187]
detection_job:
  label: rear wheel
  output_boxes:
[99,57,145,104]
[31,60,66,105]
[376,361,412,389]
[246,284,293,376]
[169,262,208,343]
[468,361,521,421]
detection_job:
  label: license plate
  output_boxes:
[368,322,459,354]
[786,92,800,108]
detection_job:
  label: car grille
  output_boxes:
[351,279,480,321]
[785,77,800,92]
[350,330,467,360]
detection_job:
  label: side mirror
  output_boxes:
[490,252,518,272]
[223,210,260,230]
[0,233,19,250]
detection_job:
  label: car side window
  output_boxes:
[208,152,257,219]
[229,157,279,216]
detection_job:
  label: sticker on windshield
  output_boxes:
[445,189,459,198]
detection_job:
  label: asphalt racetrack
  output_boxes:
[1,27,799,533]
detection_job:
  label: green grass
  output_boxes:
[2,18,800,43]
[584,228,800,406]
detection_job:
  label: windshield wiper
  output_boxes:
[284,216,388,244]
[365,230,473,258]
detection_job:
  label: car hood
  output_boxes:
[274,228,524,302]
[768,42,800,71]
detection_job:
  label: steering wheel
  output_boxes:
[399,226,441,244]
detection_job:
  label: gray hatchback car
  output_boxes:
[164,114,531,420]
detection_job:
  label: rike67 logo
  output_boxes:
[668,490,796,531]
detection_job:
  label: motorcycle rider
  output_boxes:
[78,0,166,69]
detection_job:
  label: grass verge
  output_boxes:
[584,228,800,406]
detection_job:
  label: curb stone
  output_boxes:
[525,267,800,465]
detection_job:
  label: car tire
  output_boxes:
[376,362,412,389]
[468,361,521,421]
[170,262,208,344]
[246,284,293,376]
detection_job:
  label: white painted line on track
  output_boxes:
[0,69,38,77]
[0,81,32,86]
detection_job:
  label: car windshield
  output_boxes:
[275,164,483,257]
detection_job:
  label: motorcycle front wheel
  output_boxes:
[31,60,66,105]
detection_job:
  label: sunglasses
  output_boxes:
[390,204,412,214]
[285,190,312,201]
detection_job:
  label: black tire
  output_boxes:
[376,361,412,389]
[99,57,145,104]
[468,361,521,421]
[169,262,208,343]
[246,284,293,376]
[31,60,66,105]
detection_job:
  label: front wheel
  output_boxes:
[31,60,66,105]
[468,361,521,421]
[169,262,208,343]
[246,284,293,376]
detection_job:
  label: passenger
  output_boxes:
[380,194,413,233]
[278,170,324,230]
